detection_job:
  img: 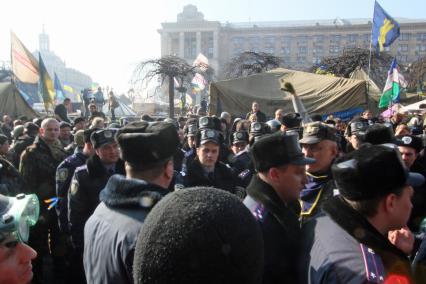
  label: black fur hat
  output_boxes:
[133,187,264,284]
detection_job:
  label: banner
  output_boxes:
[38,54,55,110]
[10,31,39,83]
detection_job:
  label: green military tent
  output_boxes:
[209,68,372,117]
[0,82,40,118]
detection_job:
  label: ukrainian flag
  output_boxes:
[38,54,55,111]
[372,1,400,52]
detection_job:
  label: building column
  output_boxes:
[196,31,202,55]
[213,31,219,59]
[179,32,185,58]
[160,32,168,56]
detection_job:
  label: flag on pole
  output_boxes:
[191,73,207,92]
[378,58,407,108]
[372,1,400,52]
[38,54,55,110]
[10,31,39,83]
[54,73,66,101]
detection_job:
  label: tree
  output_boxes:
[223,51,284,79]
[132,56,197,118]
[312,48,397,90]
[407,56,426,91]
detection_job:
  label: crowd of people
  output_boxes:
[1,98,426,283]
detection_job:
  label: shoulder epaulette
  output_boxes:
[359,243,385,283]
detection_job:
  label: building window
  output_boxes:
[416,45,426,52]
[330,35,341,42]
[281,36,293,45]
[313,35,324,43]
[232,36,245,47]
[347,34,359,42]
[398,44,409,52]
[329,45,340,53]
[298,46,308,54]
[281,46,291,55]
[362,34,370,42]
[400,33,411,41]
[170,36,179,55]
[201,32,214,58]
[296,35,309,44]
[312,57,321,64]
[397,55,408,62]
[184,32,197,59]
[264,36,276,46]
[417,33,426,41]
[313,46,324,54]
[297,56,306,64]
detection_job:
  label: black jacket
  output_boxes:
[244,175,301,284]
[83,174,169,284]
[245,110,267,123]
[68,154,125,249]
[300,196,414,284]
[179,158,237,194]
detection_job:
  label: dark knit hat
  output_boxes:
[332,144,424,201]
[83,128,99,144]
[363,124,397,145]
[90,128,117,149]
[23,122,39,134]
[132,187,264,284]
[251,133,315,172]
[73,117,85,126]
[59,121,72,129]
[0,134,8,145]
[116,121,179,168]
[299,122,337,144]
[281,112,302,128]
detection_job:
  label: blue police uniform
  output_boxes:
[55,152,89,233]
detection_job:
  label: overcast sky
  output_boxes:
[1,0,423,94]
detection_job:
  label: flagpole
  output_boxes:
[366,0,376,111]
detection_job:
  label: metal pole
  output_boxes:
[366,4,375,111]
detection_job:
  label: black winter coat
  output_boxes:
[244,175,301,284]
[83,174,169,284]
[179,158,237,194]
[68,154,125,249]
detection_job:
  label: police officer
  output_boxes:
[55,128,97,234]
[84,121,179,283]
[298,122,339,224]
[229,130,250,173]
[68,128,124,249]
[300,144,424,283]
[244,133,315,283]
[396,135,426,233]
[344,117,369,152]
[178,129,238,194]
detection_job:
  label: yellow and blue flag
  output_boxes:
[372,1,400,52]
[38,54,55,111]
[54,73,66,101]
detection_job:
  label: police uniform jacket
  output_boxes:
[179,158,237,194]
[300,196,414,284]
[83,174,168,284]
[299,172,336,225]
[244,174,301,284]
[68,154,125,249]
[55,151,89,233]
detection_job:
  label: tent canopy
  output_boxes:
[210,68,368,117]
[0,82,39,118]
[102,98,137,117]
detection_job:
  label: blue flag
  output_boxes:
[54,73,66,101]
[372,1,400,52]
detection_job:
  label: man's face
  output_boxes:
[64,100,71,108]
[59,127,71,140]
[252,103,259,113]
[89,105,97,113]
[3,116,11,124]
[177,129,185,144]
[302,140,337,174]
[231,142,247,155]
[197,142,219,168]
[0,241,37,284]
[95,142,120,165]
[74,122,85,131]
[0,141,9,156]
[389,185,414,230]
[274,164,307,202]
[187,136,196,148]
[349,134,362,150]
[398,146,417,169]
[275,110,283,120]
[362,111,372,120]
[40,121,60,142]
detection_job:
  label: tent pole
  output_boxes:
[366,6,374,111]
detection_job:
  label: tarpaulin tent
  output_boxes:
[102,98,137,117]
[0,82,40,118]
[209,68,370,118]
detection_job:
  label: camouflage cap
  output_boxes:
[299,122,337,144]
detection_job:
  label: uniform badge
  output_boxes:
[360,243,385,283]
[401,136,412,145]
[57,168,68,182]
[70,180,79,196]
